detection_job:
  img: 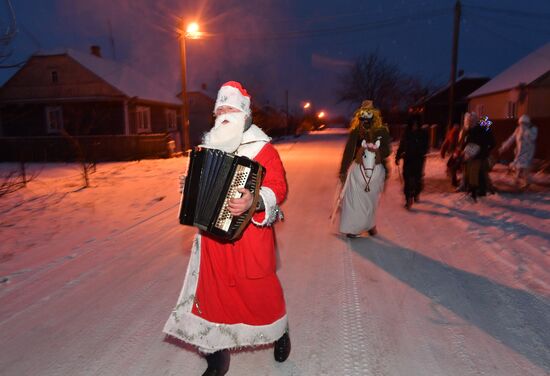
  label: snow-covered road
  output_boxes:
[0,129,548,375]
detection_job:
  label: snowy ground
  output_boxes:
[0,129,549,376]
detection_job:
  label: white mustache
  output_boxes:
[202,111,247,153]
[214,112,247,128]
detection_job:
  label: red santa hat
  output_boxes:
[214,81,251,116]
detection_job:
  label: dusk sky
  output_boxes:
[1,0,549,117]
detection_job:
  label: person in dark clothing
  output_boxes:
[462,115,496,201]
[395,115,429,209]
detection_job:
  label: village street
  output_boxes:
[0,129,549,376]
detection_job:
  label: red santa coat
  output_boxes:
[164,125,288,353]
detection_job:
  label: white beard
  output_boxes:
[202,112,246,153]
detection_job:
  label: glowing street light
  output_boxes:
[303,102,311,109]
[317,111,325,119]
[179,21,201,152]
[186,22,201,39]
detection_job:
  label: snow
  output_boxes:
[1,129,549,375]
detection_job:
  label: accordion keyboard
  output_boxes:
[215,165,251,231]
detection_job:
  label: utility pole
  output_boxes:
[179,34,190,152]
[108,19,117,61]
[447,0,461,133]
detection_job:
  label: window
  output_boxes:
[136,106,151,133]
[507,101,517,119]
[51,71,58,84]
[45,106,63,133]
[165,109,177,131]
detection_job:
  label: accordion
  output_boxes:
[179,147,264,240]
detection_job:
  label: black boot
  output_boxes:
[274,332,291,362]
[202,350,230,376]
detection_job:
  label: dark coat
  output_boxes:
[396,127,429,166]
[464,124,495,160]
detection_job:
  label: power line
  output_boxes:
[462,3,550,20]
[218,8,451,41]
[463,8,550,35]
[466,16,550,60]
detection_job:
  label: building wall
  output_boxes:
[0,101,125,136]
[527,86,550,118]
[470,86,550,120]
[0,55,123,100]
[469,91,525,120]
[63,102,125,135]
[0,104,45,136]
[127,102,180,135]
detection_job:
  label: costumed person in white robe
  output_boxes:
[338,100,390,238]
[163,81,290,376]
[499,114,538,189]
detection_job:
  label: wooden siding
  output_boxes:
[0,55,123,101]
[527,86,550,118]
[127,102,181,135]
[469,84,550,120]
[0,134,171,162]
[0,102,125,136]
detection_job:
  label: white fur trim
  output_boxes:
[214,85,251,115]
[251,187,280,226]
[163,234,288,353]
[236,124,270,159]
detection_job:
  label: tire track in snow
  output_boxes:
[338,239,391,376]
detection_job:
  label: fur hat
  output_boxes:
[214,81,251,116]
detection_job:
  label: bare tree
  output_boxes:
[0,0,17,66]
[60,129,96,189]
[338,52,433,114]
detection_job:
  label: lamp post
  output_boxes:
[179,22,201,153]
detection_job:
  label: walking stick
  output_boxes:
[329,178,347,223]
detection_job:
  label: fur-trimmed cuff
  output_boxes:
[252,187,283,226]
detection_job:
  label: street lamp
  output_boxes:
[317,111,325,119]
[179,21,201,153]
[303,102,311,110]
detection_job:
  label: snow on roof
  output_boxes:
[468,42,550,98]
[413,75,488,107]
[34,49,181,106]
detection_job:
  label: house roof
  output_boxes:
[468,42,550,98]
[34,48,181,106]
[413,75,489,107]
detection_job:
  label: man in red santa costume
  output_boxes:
[163,81,290,376]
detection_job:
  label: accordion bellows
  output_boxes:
[179,147,264,241]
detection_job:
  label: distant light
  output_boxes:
[186,22,201,39]
[318,111,325,119]
[303,102,311,109]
